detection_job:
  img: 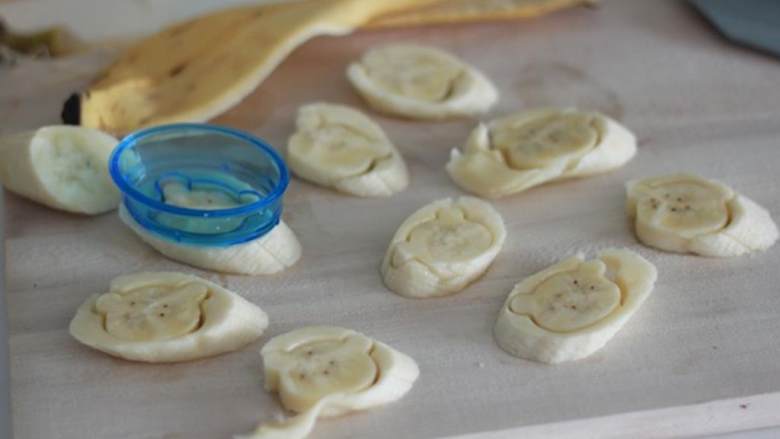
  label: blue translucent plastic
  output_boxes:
[109,124,289,247]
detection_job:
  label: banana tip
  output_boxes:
[61,93,81,125]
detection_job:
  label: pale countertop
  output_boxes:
[2,1,780,439]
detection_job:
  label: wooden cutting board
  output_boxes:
[3,1,780,438]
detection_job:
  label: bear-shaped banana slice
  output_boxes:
[381,196,506,298]
[287,103,408,197]
[237,326,419,439]
[494,249,657,364]
[447,108,636,198]
[347,44,498,120]
[626,174,778,257]
[70,272,268,362]
[0,126,120,214]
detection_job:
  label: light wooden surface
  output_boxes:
[3,1,780,438]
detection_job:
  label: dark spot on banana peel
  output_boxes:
[61,93,81,125]
[169,62,187,77]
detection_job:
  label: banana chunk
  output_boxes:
[447,108,637,198]
[347,44,498,120]
[69,272,269,363]
[287,103,408,197]
[495,249,657,364]
[626,174,778,257]
[0,126,119,214]
[119,204,301,276]
[381,196,506,298]
[237,326,419,439]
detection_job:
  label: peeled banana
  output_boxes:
[69,272,269,363]
[119,204,301,276]
[238,326,419,439]
[381,196,506,298]
[494,248,657,364]
[626,174,778,257]
[0,126,119,215]
[347,44,498,120]
[447,108,637,198]
[287,103,408,197]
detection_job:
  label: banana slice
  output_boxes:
[626,174,778,257]
[447,108,637,198]
[238,326,419,439]
[287,103,408,197]
[495,248,657,364]
[69,272,269,363]
[119,204,301,276]
[381,196,506,298]
[347,44,498,120]
[0,126,119,214]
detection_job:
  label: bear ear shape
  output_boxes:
[496,249,657,364]
[381,196,506,298]
[347,44,498,120]
[239,326,420,439]
[626,174,777,257]
[69,272,268,363]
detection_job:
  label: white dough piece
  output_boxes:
[237,326,419,439]
[119,204,301,276]
[287,103,408,197]
[447,108,637,198]
[69,271,269,363]
[347,44,498,120]
[494,248,657,364]
[0,125,120,214]
[381,196,506,298]
[626,174,778,257]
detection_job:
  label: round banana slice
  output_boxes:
[626,174,778,257]
[119,204,301,276]
[287,103,408,197]
[237,326,419,439]
[494,248,657,364]
[69,271,269,363]
[346,44,498,120]
[381,196,506,298]
[446,108,637,198]
[0,126,120,214]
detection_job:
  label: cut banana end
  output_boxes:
[494,248,657,364]
[347,44,498,120]
[0,126,120,214]
[119,205,302,276]
[69,271,269,363]
[381,196,506,298]
[626,174,778,257]
[446,108,637,199]
[287,103,408,197]
[237,326,419,439]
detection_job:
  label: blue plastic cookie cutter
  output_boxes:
[110,123,290,247]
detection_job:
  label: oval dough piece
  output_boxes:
[237,326,419,439]
[287,103,408,197]
[119,204,301,276]
[626,174,778,257]
[494,248,657,364]
[381,196,506,298]
[69,271,269,363]
[447,108,637,198]
[0,126,120,214]
[347,44,498,120]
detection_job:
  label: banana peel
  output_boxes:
[368,0,594,28]
[62,0,441,136]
